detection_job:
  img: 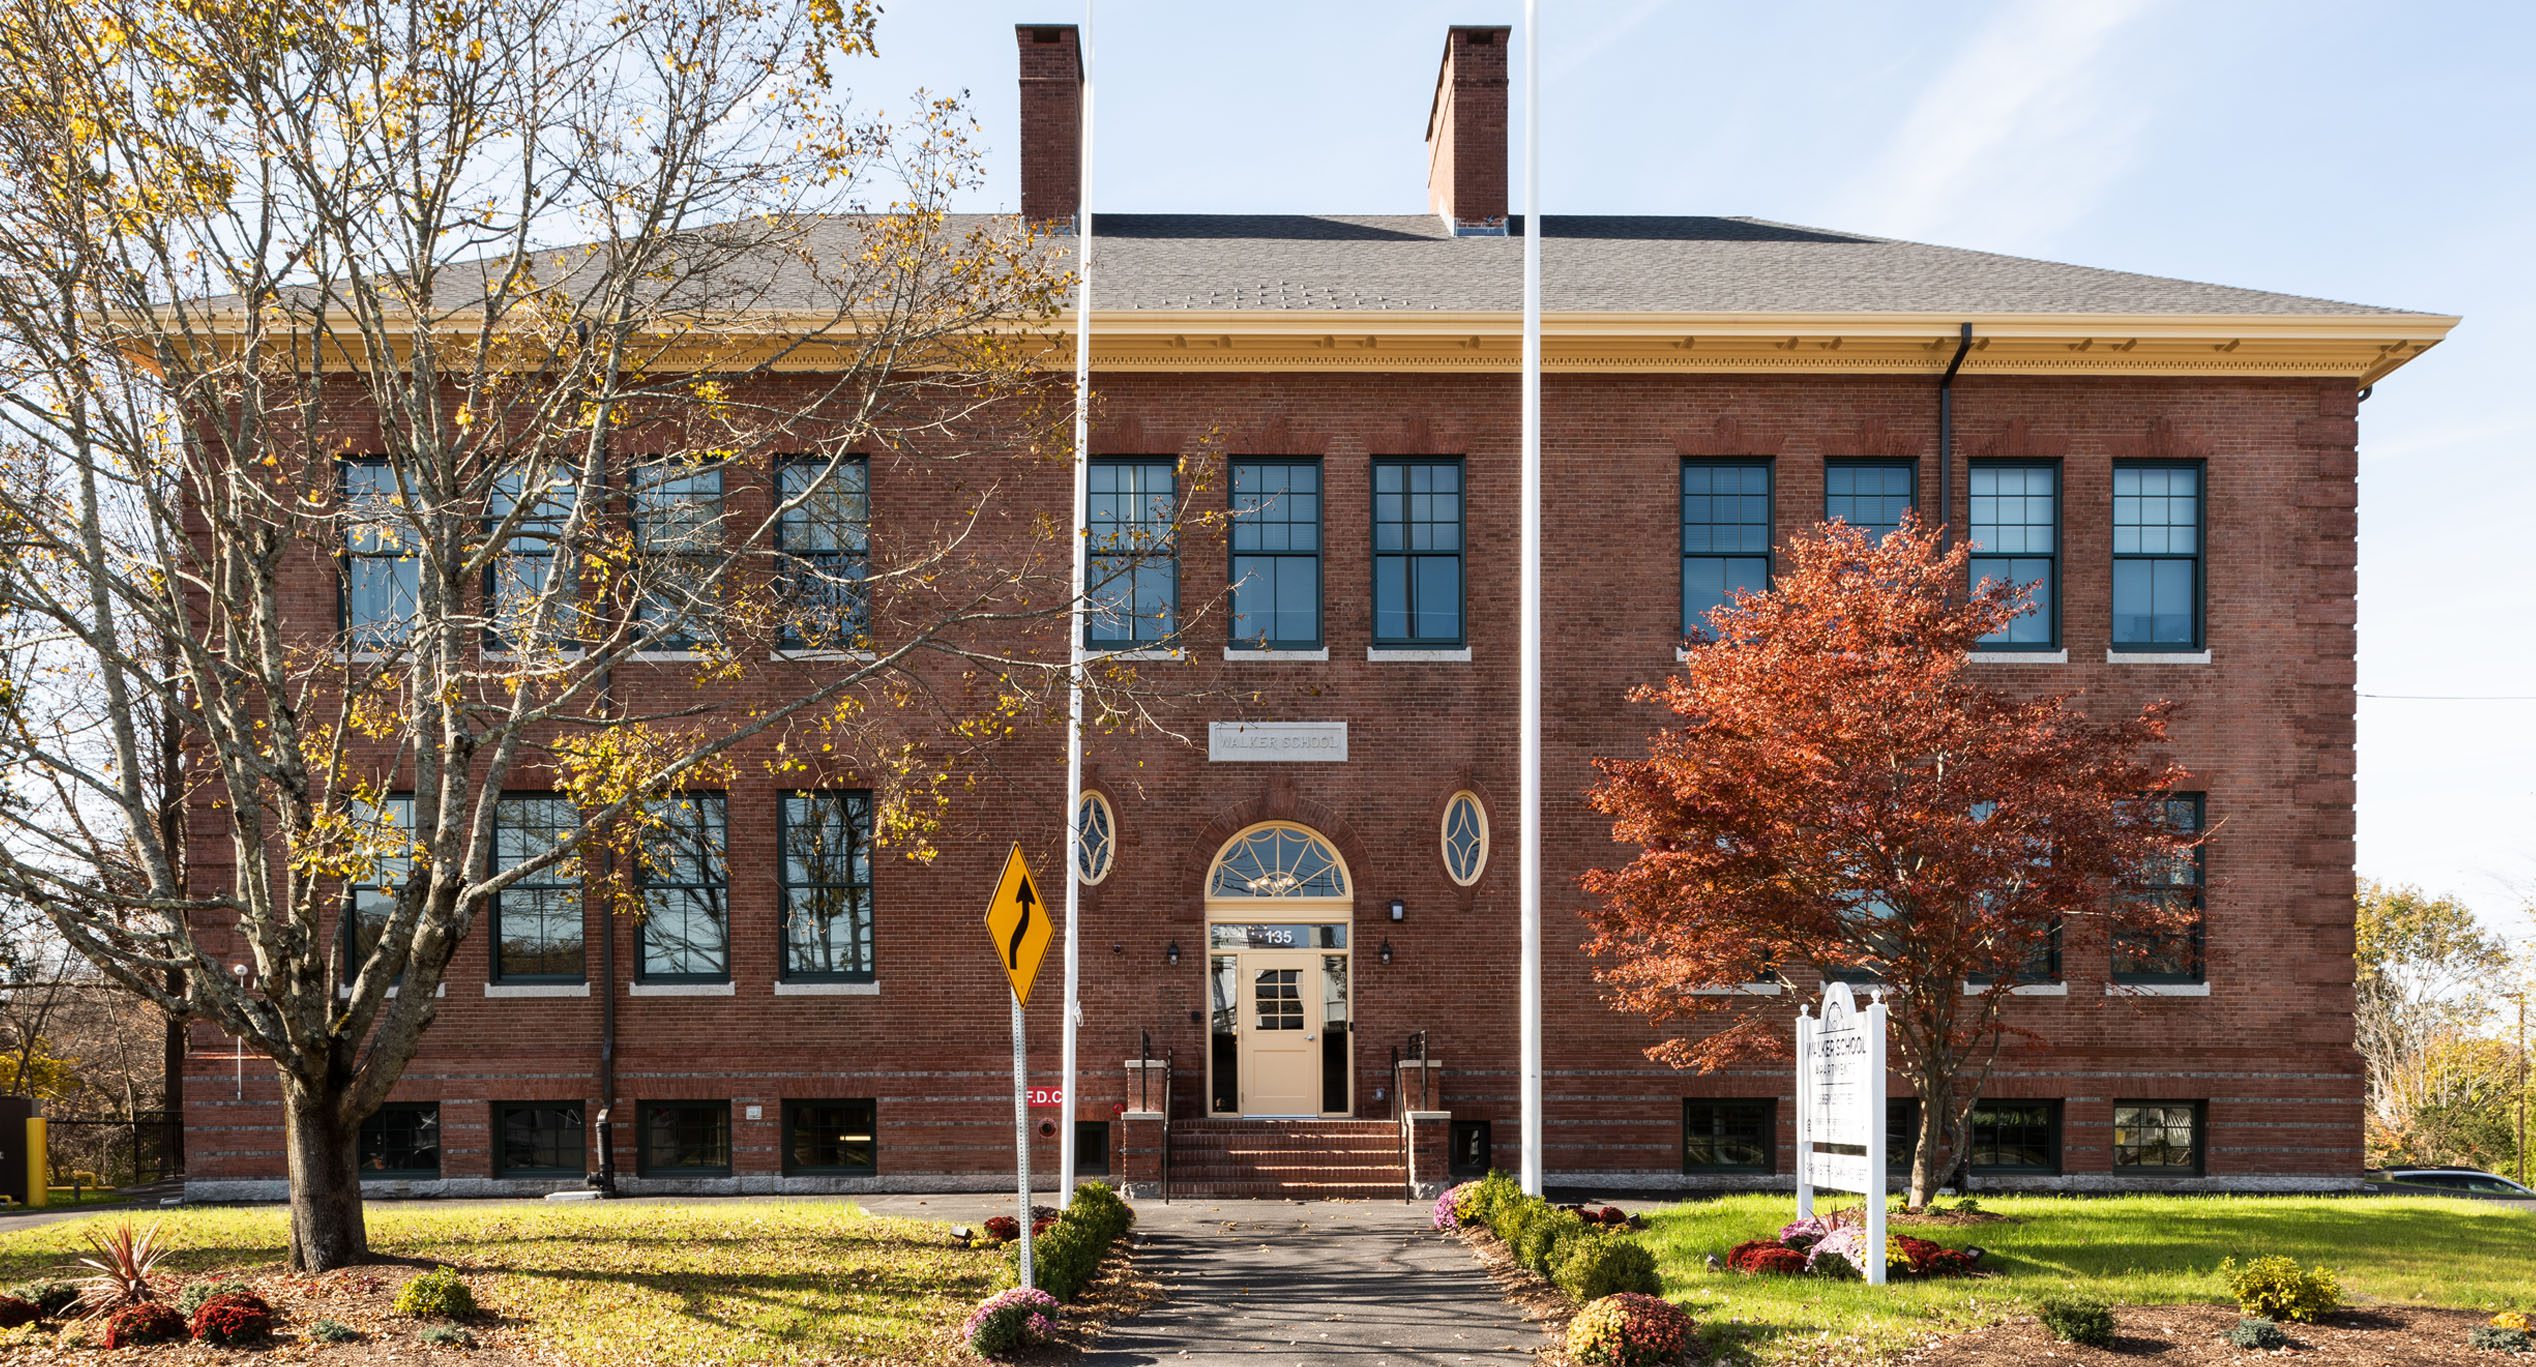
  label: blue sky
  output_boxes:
[856,1,2535,936]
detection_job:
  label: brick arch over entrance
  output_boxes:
[1180,788,1373,905]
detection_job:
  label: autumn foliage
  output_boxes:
[1584,518,2203,1204]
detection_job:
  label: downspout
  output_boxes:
[1937,323,1973,548]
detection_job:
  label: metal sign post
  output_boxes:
[1796,983,1889,1285]
[984,844,1054,1290]
[1010,992,1033,1289]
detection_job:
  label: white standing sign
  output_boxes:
[1795,982,1889,1285]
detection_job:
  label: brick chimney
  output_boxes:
[1425,25,1510,235]
[1016,24,1083,228]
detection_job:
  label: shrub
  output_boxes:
[73,1220,173,1314]
[1516,1207,1590,1276]
[1466,1170,1521,1227]
[309,1318,363,1343]
[1014,1182,1136,1302]
[7,1282,77,1318]
[965,1286,1061,1359]
[393,1267,479,1320]
[1891,1233,1977,1278]
[2473,1325,2534,1354]
[1434,1182,1473,1230]
[2219,1256,2342,1324]
[2228,1317,2288,1350]
[177,1276,251,1316]
[1737,1246,1809,1277]
[2038,1295,2116,1348]
[1553,1232,1660,1301]
[982,1215,1020,1243]
[101,1301,188,1349]
[2497,1313,2536,1333]
[1807,1226,1872,1277]
[1776,1216,1831,1250]
[190,1291,277,1345]
[0,1299,36,1330]
[418,1324,476,1348]
[1566,1292,1695,1367]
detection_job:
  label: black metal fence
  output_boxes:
[44,1112,181,1190]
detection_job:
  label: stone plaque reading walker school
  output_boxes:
[1207,721,1348,763]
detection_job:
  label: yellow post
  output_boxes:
[24,1118,43,1209]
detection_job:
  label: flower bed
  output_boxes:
[1725,1209,1982,1281]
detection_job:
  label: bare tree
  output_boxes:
[2355,880,2511,1165]
[0,0,1174,1269]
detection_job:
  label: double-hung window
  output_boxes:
[486,468,579,651]
[1680,460,1772,637]
[1371,458,1464,647]
[780,790,875,983]
[491,795,583,983]
[1085,458,1177,648]
[1968,461,2058,649]
[2112,462,2203,650]
[2114,793,2206,984]
[342,459,418,651]
[1824,459,1917,542]
[637,793,729,982]
[343,794,414,975]
[775,457,870,650]
[629,461,723,650]
[1228,459,1321,650]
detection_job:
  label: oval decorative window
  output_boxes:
[1075,791,1116,886]
[1206,823,1349,900]
[1441,791,1488,886]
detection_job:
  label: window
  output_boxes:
[1441,791,1487,887]
[494,1102,585,1178]
[1967,1100,2061,1174]
[1228,459,1321,649]
[2114,793,2206,984]
[775,457,870,650]
[1887,1097,1920,1173]
[1683,1098,1775,1173]
[486,467,579,650]
[1449,1120,1493,1178]
[1965,799,2058,984]
[779,791,874,983]
[1207,824,1349,900]
[343,795,413,973]
[637,1100,731,1176]
[2112,1101,2203,1175]
[491,795,583,983]
[1681,460,1772,636]
[1824,459,1917,543]
[638,794,729,982]
[2112,462,2203,649]
[1074,1120,1112,1178]
[629,460,723,649]
[342,458,418,650]
[1822,892,1897,984]
[1372,458,1464,647]
[1968,462,2058,649]
[783,1099,877,1175]
[1086,458,1177,648]
[358,1101,440,1179]
[1075,791,1115,886]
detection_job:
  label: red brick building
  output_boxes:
[182,23,2455,1200]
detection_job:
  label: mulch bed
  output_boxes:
[1900,1304,2497,1366]
[1454,1225,1580,1364]
[0,1263,539,1364]
[1018,1229,1160,1363]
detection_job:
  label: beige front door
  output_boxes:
[1238,951,1322,1115]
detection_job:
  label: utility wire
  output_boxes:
[2358,693,2536,702]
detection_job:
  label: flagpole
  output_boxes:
[1517,0,1545,1199]
[1056,0,1095,1206]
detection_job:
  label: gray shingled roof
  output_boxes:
[1000,214,2416,316]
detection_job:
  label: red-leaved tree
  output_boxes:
[1583,517,2205,1207]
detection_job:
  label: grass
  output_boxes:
[0,1198,1009,1364]
[1634,1193,2532,1363]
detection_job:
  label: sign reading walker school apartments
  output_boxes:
[1208,721,1348,763]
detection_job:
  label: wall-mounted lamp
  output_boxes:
[1379,939,1394,965]
[1388,898,1406,922]
[1165,941,1181,967]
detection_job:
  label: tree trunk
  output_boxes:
[282,1092,371,1272]
[1910,1081,1952,1210]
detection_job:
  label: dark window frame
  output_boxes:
[1073,1119,1111,1178]
[1370,456,1467,648]
[2110,459,2206,652]
[2113,792,2207,985]
[1680,457,1774,639]
[489,793,585,985]
[340,457,418,651]
[635,793,731,985]
[1823,458,1919,543]
[358,1101,441,1180]
[636,1100,733,1177]
[628,459,725,651]
[1967,458,2061,651]
[777,790,876,984]
[1449,1119,1494,1179]
[1226,457,1324,652]
[1682,1097,1777,1174]
[1085,456,1180,649]
[2111,1099,2206,1177]
[774,455,872,651]
[780,1098,878,1176]
[1967,1099,2063,1175]
[483,466,582,653]
[492,1101,587,1179]
[341,793,414,978]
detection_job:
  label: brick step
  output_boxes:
[1170,1182,1409,1200]
[1167,1162,1407,1180]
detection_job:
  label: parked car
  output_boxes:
[2369,1166,2536,1198]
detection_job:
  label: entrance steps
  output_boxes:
[1166,1118,1408,1200]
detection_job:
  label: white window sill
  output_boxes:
[628,650,715,662]
[1968,649,2067,664]
[1367,647,1472,663]
[338,984,447,1000]
[1675,646,1692,663]
[2107,981,2211,997]
[1092,646,1185,662]
[770,648,877,663]
[1964,982,2069,996]
[333,649,407,664]
[485,982,590,999]
[772,980,879,996]
[1688,983,1784,996]
[629,980,736,997]
[483,648,586,662]
[1223,647,1328,662]
[2107,649,2212,665]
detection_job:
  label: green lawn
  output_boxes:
[0,1199,1008,1364]
[1635,1193,2532,1363]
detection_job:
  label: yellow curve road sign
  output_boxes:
[984,844,1053,1006]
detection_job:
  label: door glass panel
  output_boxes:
[1208,922,1347,949]
[1210,955,1239,1113]
[1321,953,1350,1114]
[1254,969,1302,1030]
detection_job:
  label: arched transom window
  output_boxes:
[1207,823,1350,902]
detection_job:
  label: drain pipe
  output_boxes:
[1937,323,1973,547]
